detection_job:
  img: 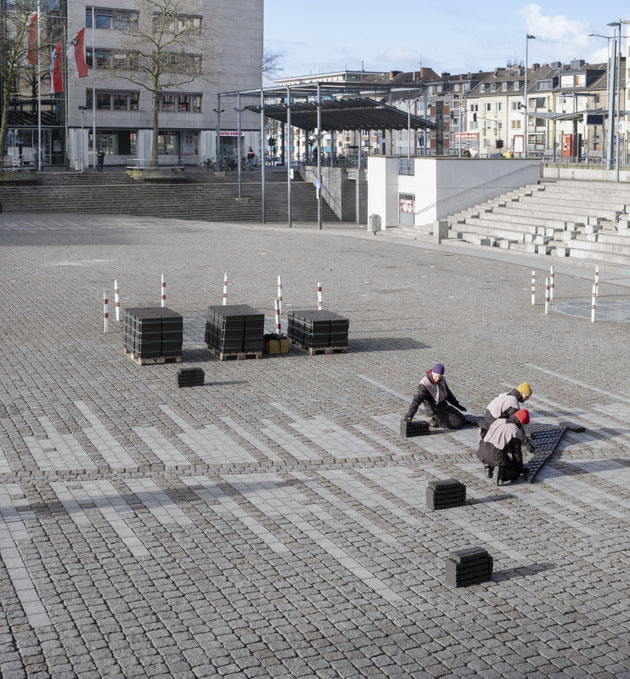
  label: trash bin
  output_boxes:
[368,214,381,233]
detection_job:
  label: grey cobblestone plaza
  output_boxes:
[2,213,630,677]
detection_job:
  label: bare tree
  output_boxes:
[0,1,37,165]
[112,0,219,168]
[262,48,282,81]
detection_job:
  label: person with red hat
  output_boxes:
[476,409,530,484]
[404,363,468,430]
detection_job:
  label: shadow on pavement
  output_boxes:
[348,337,430,352]
[493,562,556,581]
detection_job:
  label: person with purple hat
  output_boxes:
[404,363,468,429]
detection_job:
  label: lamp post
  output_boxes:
[524,34,536,158]
[589,32,618,171]
[607,22,622,180]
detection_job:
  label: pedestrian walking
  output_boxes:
[404,363,468,430]
[247,147,255,171]
[96,148,105,173]
[476,409,531,484]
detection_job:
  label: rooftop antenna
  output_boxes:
[361,60,364,71]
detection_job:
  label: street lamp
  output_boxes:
[524,34,536,158]
[588,31,618,172]
[607,22,622,179]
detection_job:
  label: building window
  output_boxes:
[496,102,502,111]
[511,101,520,110]
[502,82,508,91]
[485,103,491,112]
[575,74,586,87]
[561,75,574,88]
[86,7,139,30]
[158,93,202,112]
[536,79,552,90]
[153,13,202,33]
[513,81,520,91]
[86,89,140,111]
[511,120,521,129]
[480,84,485,93]
[86,48,136,70]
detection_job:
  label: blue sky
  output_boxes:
[264,1,630,78]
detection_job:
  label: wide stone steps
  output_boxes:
[0,179,337,222]
[470,210,571,230]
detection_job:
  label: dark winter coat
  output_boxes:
[405,372,465,422]
[476,414,527,481]
[481,388,533,452]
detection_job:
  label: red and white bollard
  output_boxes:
[591,284,596,323]
[161,273,166,307]
[277,275,283,314]
[545,277,550,315]
[222,273,228,305]
[103,290,109,333]
[317,282,323,310]
[549,265,554,301]
[274,298,281,334]
[531,270,536,306]
[595,265,599,298]
[114,280,120,321]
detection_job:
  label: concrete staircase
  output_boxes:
[396,179,630,267]
[0,171,339,223]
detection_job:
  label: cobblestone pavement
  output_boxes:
[2,212,630,678]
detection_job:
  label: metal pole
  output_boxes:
[606,38,616,170]
[237,93,242,199]
[287,86,292,227]
[616,24,621,181]
[36,0,41,170]
[423,87,428,155]
[356,128,361,224]
[91,6,96,169]
[524,36,529,159]
[407,101,411,164]
[215,94,221,170]
[80,108,84,171]
[331,131,335,167]
[260,89,266,223]
[317,83,322,230]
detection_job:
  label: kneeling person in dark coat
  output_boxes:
[404,363,467,430]
[476,409,530,483]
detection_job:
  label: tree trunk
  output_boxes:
[151,89,159,168]
[0,60,16,168]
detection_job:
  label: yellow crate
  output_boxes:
[264,338,290,355]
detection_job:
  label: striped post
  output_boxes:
[274,298,281,334]
[531,270,536,305]
[544,277,550,315]
[103,290,109,333]
[549,265,554,301]
[591,284,596,323]
[222,273,228,305]
[317,282,322,310]
[161,273,166,307]
[114,280,120,321]
[277,275,283,314]
[595,265,599,298]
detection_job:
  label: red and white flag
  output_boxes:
[68,28,88,78]
[50,41,63,94]
[26,11,39,65]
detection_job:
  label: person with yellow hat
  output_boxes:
[476,409,531,484]
[480,382,532,438]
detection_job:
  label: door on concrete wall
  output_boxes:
[399,194,415,227]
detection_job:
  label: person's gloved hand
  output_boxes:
[404,415,412,422]
[521,468,529,481]
[458,405,467,412]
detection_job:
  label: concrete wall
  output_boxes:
[301,166,367,222]
[542,165,630,182]
[367,157,542,227]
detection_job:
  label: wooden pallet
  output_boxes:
[290,340,348,356]
[207,346,262,361]
[124,348,182,366]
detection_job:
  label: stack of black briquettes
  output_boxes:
[445,547,493,587]
[177,367,205,388]
[287,310,349,349]
[205,304,264,354]
[426,479,466,510]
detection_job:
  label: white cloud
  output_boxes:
[379,47,423,67]
[518,3,589,45]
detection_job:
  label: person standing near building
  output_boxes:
[247,147,255,170]
[404,363,468,430]
[96,148,105,173]
[476,409,530,484]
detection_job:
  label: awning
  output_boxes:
[245,97,436,131]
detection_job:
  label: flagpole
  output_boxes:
[91,6,96,169]
[64,25,69,169]
[37,0,41,171]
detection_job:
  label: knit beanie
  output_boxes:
[431,363,445,375]
[514,409,530,425]
[517,382,532,397]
